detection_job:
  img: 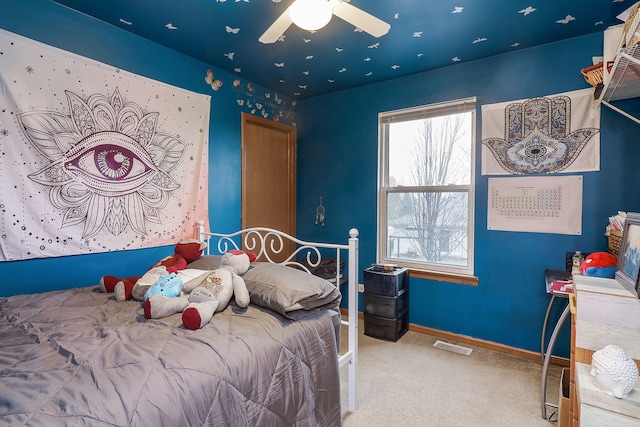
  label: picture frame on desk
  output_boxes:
[615,212,640,297]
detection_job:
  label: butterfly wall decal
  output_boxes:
[205,69,223,91]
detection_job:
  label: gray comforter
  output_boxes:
[0,287,342,426]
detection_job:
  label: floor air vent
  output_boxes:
[433,340,473,356]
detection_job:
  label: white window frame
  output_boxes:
[377,97,476,276]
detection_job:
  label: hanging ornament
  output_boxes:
[315,197,325,227]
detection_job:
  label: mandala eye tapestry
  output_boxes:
[481,88,600,175]
[0,29,210,261]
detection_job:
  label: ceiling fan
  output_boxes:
[259,0,391,44]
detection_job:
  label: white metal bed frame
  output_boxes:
[196,221,360,412]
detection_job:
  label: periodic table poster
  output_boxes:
[487,175,582,235]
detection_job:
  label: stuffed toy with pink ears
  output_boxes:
[144,250,257,330]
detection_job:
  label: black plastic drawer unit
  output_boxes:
[363,267,409,342]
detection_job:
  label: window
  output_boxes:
[378,98,476,276]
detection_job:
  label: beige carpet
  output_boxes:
[340,320,562,427]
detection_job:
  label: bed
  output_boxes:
[0,224,359,426]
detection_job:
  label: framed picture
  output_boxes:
[615,212,640,297]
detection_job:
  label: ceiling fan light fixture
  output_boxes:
[289,0,333,31]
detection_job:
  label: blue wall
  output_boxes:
[295,34,640,357]
[0,0,294,295]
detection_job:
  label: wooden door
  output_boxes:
[241,113,296,261]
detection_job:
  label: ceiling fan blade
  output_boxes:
[331,1,390,38]
[259,8,294,44]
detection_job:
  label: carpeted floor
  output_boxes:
[340,320,562,427]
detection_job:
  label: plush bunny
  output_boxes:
[144,250,255,330]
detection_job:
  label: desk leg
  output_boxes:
[541,294,557,363]
[541,304,570,419]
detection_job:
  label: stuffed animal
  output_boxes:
[144,250,255,330]
[143,273,184,300]
[155,239,207,273]
[99,239,207,301]
[580,251,618,278]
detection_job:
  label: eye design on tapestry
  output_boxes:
[19,88,184,239]
[482,96,599,174]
